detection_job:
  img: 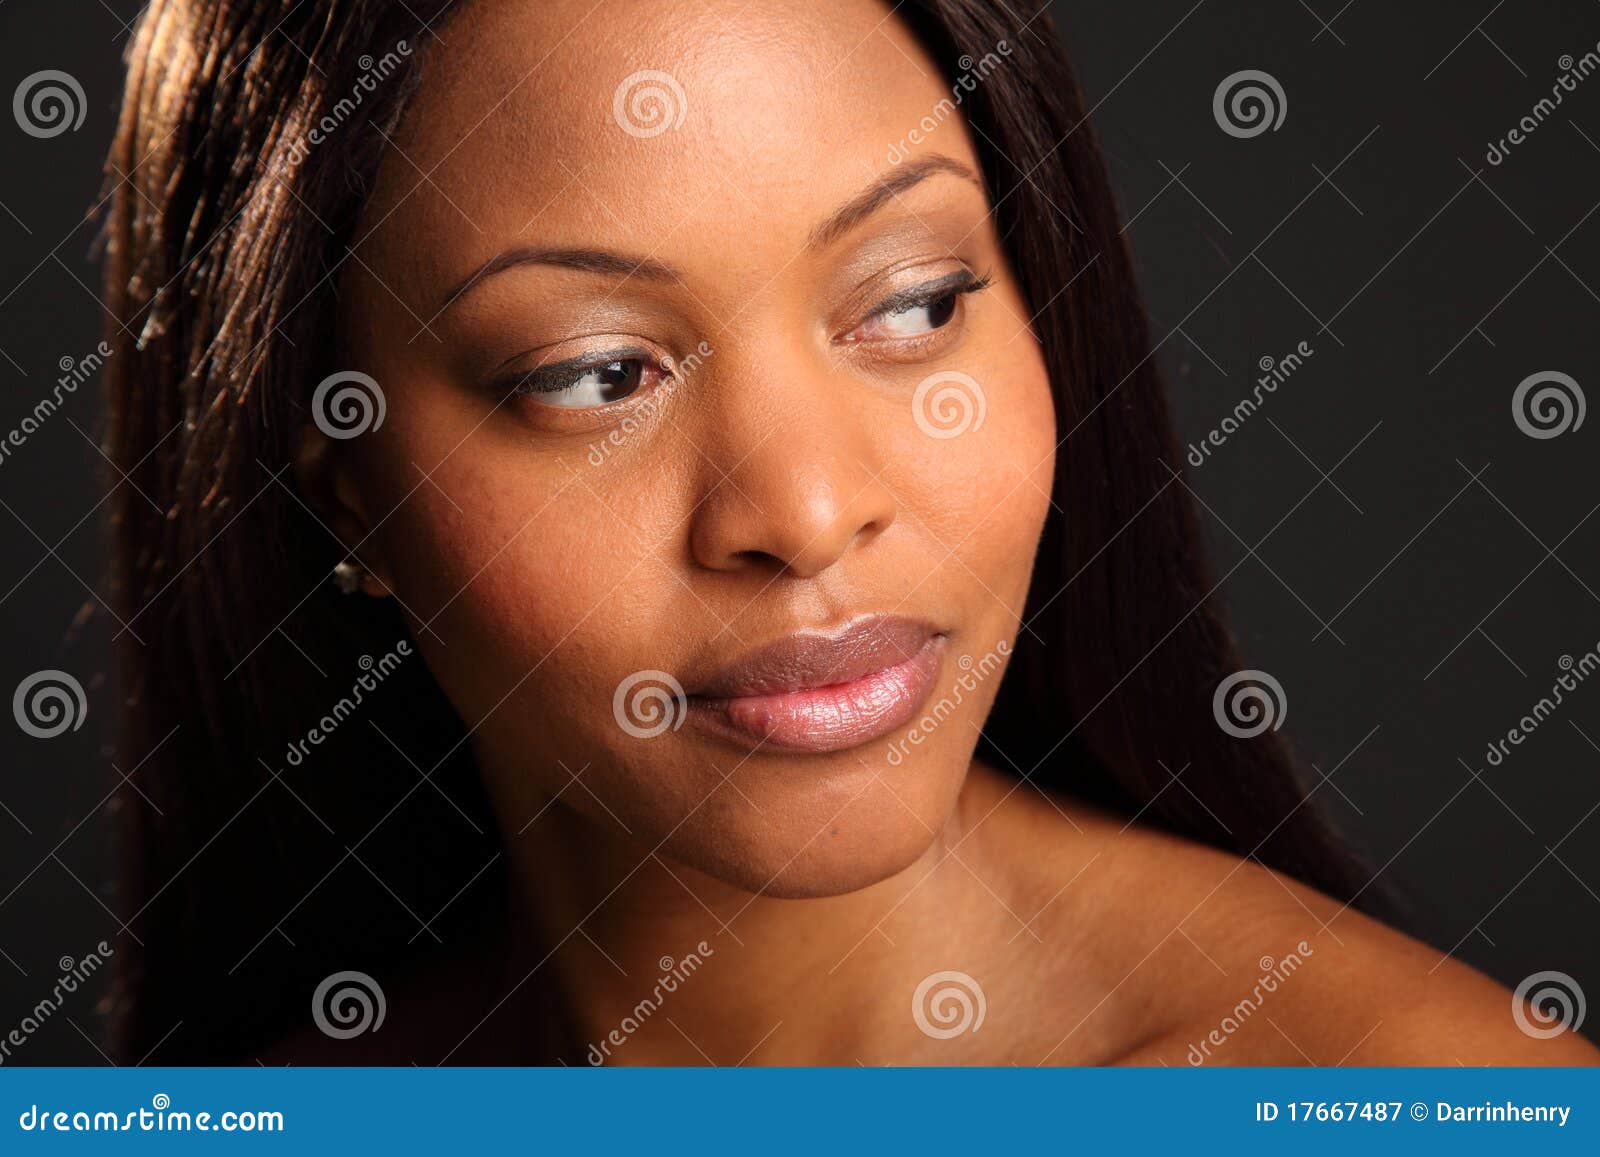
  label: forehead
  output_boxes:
[360,0,980,290]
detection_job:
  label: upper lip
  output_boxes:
[687,615,944,699]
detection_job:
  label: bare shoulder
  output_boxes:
[967,767,1598,1066]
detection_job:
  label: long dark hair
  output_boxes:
[102,0,1374,1063]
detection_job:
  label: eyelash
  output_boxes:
[491,267,994,404]
[859,268,993,332]
[498,347,656,400]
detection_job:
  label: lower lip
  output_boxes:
[687,636,946,754]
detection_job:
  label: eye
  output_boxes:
[842,270,992,345]
[875,293,958,338]
[501,352,662,409]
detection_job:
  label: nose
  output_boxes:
[688,364,897,579]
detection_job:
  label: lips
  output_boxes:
[685,616,946,753]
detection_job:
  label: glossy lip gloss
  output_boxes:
[685,616,947,754]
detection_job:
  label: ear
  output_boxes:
[292,422,395,598]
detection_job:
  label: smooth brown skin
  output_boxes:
[291,0,1598,1065]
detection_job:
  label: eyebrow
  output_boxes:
[438,247,683,313]
[436,153,983,315]
[806,154,984,251]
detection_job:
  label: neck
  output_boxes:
[501,762,1010,1065]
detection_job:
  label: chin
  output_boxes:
[653,749,967,899]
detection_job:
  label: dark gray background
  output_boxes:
[1,0,1596,1061]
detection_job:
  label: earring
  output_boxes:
[332,560,365,595]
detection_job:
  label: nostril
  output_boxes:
[730,548,788,572]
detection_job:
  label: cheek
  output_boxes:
[369,445,722,840]
[992,364,1057,591]
[971,359,1056,565]
[365,432,687,737]
[890,345,1056,614]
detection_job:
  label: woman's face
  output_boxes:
[335,0,1056,896]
